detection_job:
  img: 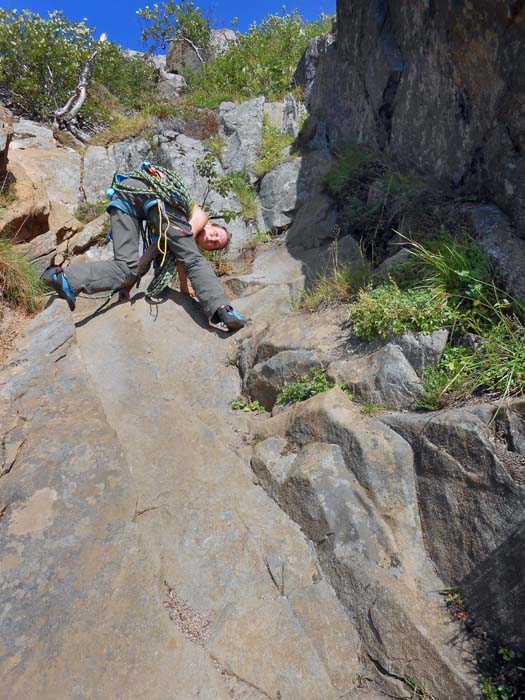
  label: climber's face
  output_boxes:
[196,224,229,252]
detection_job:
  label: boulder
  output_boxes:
[17,230,57,272]
[0,160,50,241]
[10,147,81,213]
[83,146,117,203]
[383,405,525,583]
[157,72,188,99]
[10,119,57,151]
[66,214,108,255]
[219,97,265,176]
[0,105,13,176]
[246,349,324,410]
[258,158,303,230]
[252,397,475,700]
[47,201,83,241]
[107,138,152,173]
[391,329,448,374]
[282,93,307,137]
[166,29,237,74]
[328,344,422,409]
[263,101,284,131]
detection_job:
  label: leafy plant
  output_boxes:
[0,238,46,313]
[186,10,330,107]
[137,0,211,54]
[204,135,225,160]
[0,10,155,122]
[276,368,331,406]
[349,283,459,341]
[226,172,257,220]
[230,398,266,414]
[252,116,296,178]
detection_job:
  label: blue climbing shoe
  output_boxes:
[217,305,246,331]
[42,266,76,311]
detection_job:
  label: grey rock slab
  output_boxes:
[246,349,324,410]
[1,304,224,700]
[208,595,339,700]
[282,93,307,137]
[263,100,284,131]
[328,344,422,410]
[157,72,187,99]
[17,230,57,262]
[285,187,337,249]
[251,437,297,500]
[383,406,525,583]
[293,34,336,106]
[11,119,57,150]
[83,146,117,203]
[107,138,152,172]
[259,157,303,230]
[219,97,264,176]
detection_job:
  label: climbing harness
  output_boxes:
[107,162,194,299]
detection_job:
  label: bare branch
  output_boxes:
[180,36,206,63]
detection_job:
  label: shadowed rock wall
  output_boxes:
[308,0,525,235]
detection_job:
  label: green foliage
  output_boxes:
[75,198,108,224]
[276,368,331,406]
[480,678,513,700]
[0,238,46,313]
[240,231,273,250]
[349,283,459,341]
[419,347,474,410]
[226,172,257,220]
[0,173,16,212]
[230,398,266,414]
[252,116,296,178]
[204,136,225,160]
[137,0,211,52]
[186,10,330,106]
[0,10,155,122]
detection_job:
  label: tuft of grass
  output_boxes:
[226,172,258,221]
[252,116,296,178]
[239,231,273,251]
[0,172,16,212]
[0,238,46,313]
[75,198,108,224]
[349,282,459,341]
[231,398,266,414]
[276,367,331,406]
[204,136,225,160]
[90,111,152,146]
[359,402,385,415]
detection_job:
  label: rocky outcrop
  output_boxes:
[0,105,13,176]
[306,2,525,239]
[166,29,237,74]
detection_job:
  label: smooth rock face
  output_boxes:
[108,138,152,173]
[0,160,50,241]
[157,72,188,99]
[83,146,117,202]
[219,97,265,176]
[383,406,525,583]
[66,213,108,255]
[10,119,56,150]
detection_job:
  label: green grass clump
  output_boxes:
[276,368,331,406]
[349,283,459,341]
[231,398,266,414]
[75,198,108,224]
[0,238,46,312]
[204,136,225,160]
[226,172,258,221]
[252,117,296,178]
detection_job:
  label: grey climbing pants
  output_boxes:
[65,181,229,320]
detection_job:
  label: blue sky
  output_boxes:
[2,1,335,51]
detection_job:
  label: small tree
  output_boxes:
[137,1,211,61]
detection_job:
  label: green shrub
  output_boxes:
[230,398,265,414]
[0,238,46,313]
[137,0,211,53]
[276,368,331,405]
[186,11,330,107]
[253,116,296,178]
[0,10,155,122]
[349,283,459,341]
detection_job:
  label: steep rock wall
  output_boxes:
[308,0,525,235]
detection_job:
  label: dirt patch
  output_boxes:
[0,300,28,366]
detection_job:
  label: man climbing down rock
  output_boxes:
[42,162,246,331]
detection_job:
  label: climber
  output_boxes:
[42,163,245,331]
